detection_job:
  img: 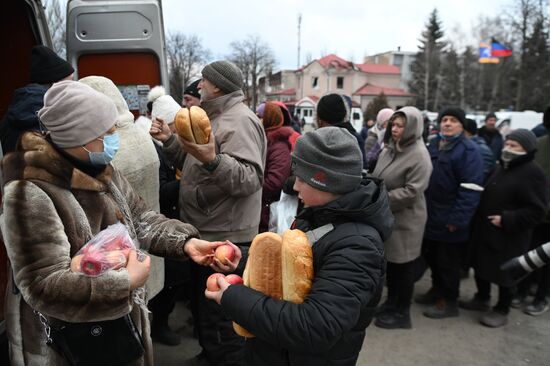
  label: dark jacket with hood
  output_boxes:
[425,133,484,243]
[478,125,504,160]
[472,153,547,286]
[0,84,48,154]
[221,177,393,366]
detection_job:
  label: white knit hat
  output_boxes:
[148,86,180,125]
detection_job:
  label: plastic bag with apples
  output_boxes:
[71,223,136,277]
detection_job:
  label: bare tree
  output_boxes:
[44,0,66,58]
[228,35,276,109]
[166,32,211,103]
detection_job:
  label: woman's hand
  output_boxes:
[210,241,242,273]
[204,275,230,305]
[184,238,225,266]
[126,250,151,290]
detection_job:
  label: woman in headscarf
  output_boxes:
[258,102,294,232]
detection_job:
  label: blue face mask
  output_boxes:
[83,133,120,166]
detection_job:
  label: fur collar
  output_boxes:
[2,131,113,191]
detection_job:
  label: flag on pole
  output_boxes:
[479,43,500,64]
[491,39,513,57]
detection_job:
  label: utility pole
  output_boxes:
[297,13,302,69]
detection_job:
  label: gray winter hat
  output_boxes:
[201,60,243,94]
[506,128,537,153]
[38,80,117,148]
[292,127,362,194]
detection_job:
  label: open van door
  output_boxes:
[0,0,52,360]
[66,0,169,116]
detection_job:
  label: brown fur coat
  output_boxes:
[2,132,199,366]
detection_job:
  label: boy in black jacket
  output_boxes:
[206,127,393,366]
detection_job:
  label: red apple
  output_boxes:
[225,274,243,285]
[206,273,225,291]
[215,244,235,265]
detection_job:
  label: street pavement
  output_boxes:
[154,272,550,366]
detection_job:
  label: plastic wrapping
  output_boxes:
[269,192,299,234]
[71,223,135,277]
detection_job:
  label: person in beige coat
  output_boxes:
[372,106,432,329]
[150,60,266,365]
[79,76,165,300]
[2,80,225,366]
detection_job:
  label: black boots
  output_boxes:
[375,309,412,329]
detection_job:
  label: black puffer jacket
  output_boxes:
[221,177,393,366]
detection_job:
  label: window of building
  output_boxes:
[337,76,344,89]
[312,76,318,88]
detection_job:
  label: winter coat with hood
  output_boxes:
[471,152,547,287]
[259,126,293,232]
[372,107,432,263]
[424,133,484,243]
[163,90,267,243]
[0,84,48,154]
[2,132,199,366]
[478,125,504,160]
[220,177,393,366]
[79,76,164,299]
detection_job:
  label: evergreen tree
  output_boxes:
[461,46,481,110]
[365,92,389,119]
[409,9,446,111]
[521,17,550,111]
[438,46,461,109]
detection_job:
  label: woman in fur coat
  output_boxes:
[2,80,221,366]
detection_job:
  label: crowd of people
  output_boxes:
[0,45,549,366]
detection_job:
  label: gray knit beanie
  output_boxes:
[292,127,362,194]
[38,80,118,148]
[201,60,243,94]
[506,128,537,153]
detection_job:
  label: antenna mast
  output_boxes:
[297,13,302,68]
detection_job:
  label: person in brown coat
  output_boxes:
[372,106,432,329]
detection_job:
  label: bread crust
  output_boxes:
[189,106,211,144]
[174,108,195,143]
[233,231,313,337]
[282,229,313,304]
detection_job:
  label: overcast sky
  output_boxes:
[161,0,510,70]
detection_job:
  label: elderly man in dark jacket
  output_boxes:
[478,112,503,161]
[206,127,392,366]
[0,45,74,154]
[416,107,484,319]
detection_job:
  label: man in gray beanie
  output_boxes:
[150,59,266,365]
[204,126,393,365]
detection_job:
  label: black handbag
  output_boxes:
[35,310,145,366]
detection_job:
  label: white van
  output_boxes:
[495,111,543,136]
[350,107,364,133]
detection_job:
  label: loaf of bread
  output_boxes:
[233,230,313,338]
[282,229,313,304]
[174,108,195,143]
[174,106,211,144]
